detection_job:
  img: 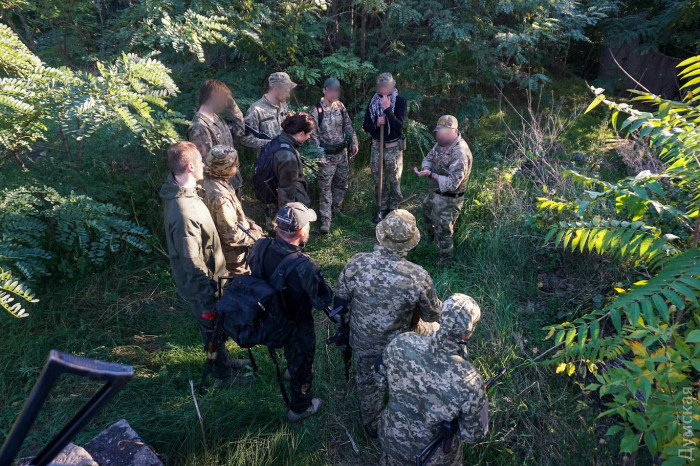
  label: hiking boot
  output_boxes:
[287,398,322,422]
[320,218,331,234]
[226,358,251,369]
[372,214,382,224]
[364,424,378,439]
[284,367,291,381]
[213,373,236,389]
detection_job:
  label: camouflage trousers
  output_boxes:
[355,351,386,432]
[421,192,464,265]
[318,150,349,223]
[223,245,252,277]
[371,141,403,212]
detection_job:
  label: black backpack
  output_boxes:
[252,137,291,204]
[216,239,304,349]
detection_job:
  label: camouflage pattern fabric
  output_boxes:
[376,294,489,466]
[421,135,472,194]
[199,177,261,275]
[420,135,472,266]
[188,109,245,190]
[371,141,403,212]
[335,244,441,430]
[242,96,289,150]
[421,192,464,266]
[309,99,358,223]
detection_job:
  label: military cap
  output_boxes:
[376,209,420,252]
[323,77,341,89]
[376,72,395,87]
[277,202,317,232]
[434,115,459,132]
[269,71,297,89]
[204,144,238,178]
[442,293,481,340]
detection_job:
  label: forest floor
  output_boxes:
[0,76,636,465]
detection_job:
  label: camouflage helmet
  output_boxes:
[376,209,420,252]
[204,144,238,178]
[376,72,395,87]
[440,293,481,341]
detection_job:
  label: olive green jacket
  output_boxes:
[160,173,227,316]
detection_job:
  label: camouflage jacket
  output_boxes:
[335,245,441,354]
[187,109,244,188]
[159,174,227,316]
[242,96,288,150]
[308,99,358,153]
[377,331,489,465]
[199,177,258,261]
[421,135,473,194]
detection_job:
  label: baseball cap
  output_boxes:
[434,115,459,132]
[269,72,297,89]
[276,202,317,232]
[323,77,340,89]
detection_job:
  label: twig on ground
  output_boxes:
[189,380,208,452]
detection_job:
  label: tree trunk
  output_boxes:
[58,119,73,165]
[360,10,367,60]
[11,149,26,170]
[76,118,83,171]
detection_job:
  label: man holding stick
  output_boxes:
[363,72,407,224]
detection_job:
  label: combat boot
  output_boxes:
[320,218,331,234]
[287,398,322,421]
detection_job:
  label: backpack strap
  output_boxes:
[315,101,324,129]
[270,252,307,310]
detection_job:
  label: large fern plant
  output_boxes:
[537,57,700,464]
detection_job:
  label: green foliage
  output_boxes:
[539,57,700,463]
[0,185,151,318]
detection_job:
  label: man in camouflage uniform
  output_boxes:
[376,294,489,466]
[414,115,473,267]
[242,72,296,151]
[199,145,264,276]
[188,80,245,194]
[334,209,441,437]
[363,72,408,223]
[160,141,248,388]
[309,77,359,233]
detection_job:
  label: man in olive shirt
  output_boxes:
[160,141,246,387]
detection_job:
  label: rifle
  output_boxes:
[198,275,235,393]
[415,367,506,466]
[245,124,319,174]
[324,305,352,381]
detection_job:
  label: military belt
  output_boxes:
[435,190,464,198]
[373,138,401,149]
[323,142,347,154]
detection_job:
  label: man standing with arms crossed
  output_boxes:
[309,77,359,234]
[363,72,407,224]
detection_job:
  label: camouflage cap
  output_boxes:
[376,72,395,87]
[204,144,238,178]
[323,77,340,89]
[276,202,317,232]
[434,115,459,132]
[269,71,297,89]
[376,209,420,252]
[441,293,481,340]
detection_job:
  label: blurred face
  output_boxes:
[192,152,205,181]
[323,87,340,103]
[273,86,292,103]
[436,128,458,147]
[209,90,231,114]
[377,83,395,96]
[300,223,311,243]
[293,130,312,145]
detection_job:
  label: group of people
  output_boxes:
[160,71,486,465]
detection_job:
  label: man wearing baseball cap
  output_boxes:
[309,77,359,234]
[414,115,473,267]
[242,71,297,151]
[246,202,333,421]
